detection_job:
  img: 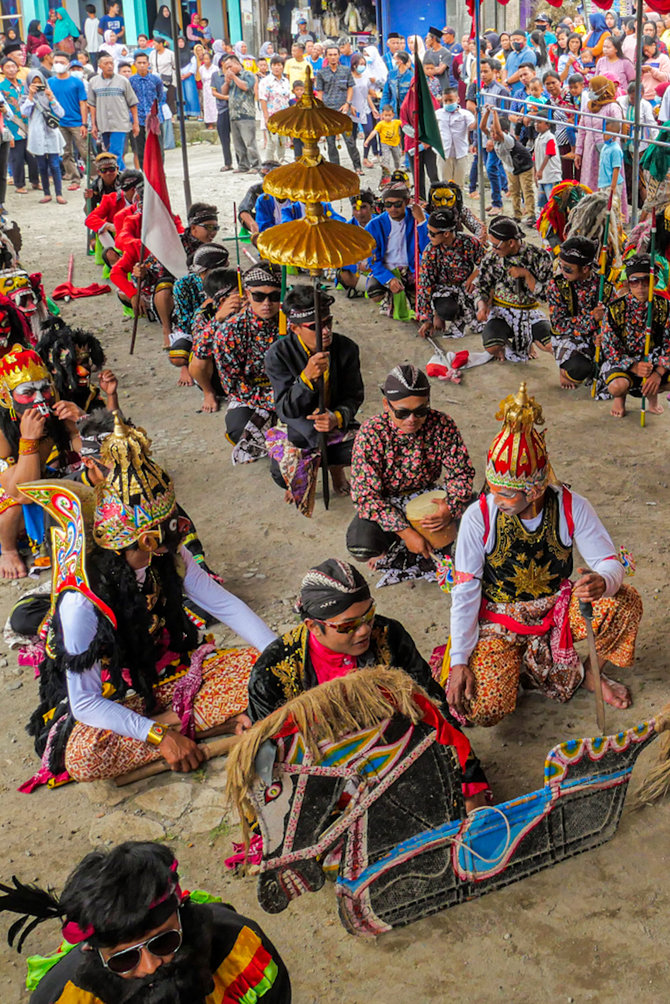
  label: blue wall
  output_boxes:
[378,0,445,44]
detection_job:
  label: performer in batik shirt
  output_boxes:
[444,383,642,728]
[546,235,615,391]
[416,208,485,339]
[600,254,670,419]
[347,364,474,565]
[476,215,554,361]
[169,242,229,386]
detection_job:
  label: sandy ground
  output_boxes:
[0,141,669,1003]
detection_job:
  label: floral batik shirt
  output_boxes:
[143,231,201,289]
[211,304,280,409]
[416,234,485,322]
[477,241,554,308]
[173,273,205,338]
[546,273,614,366]
[350,409,475,532]
[601,292,670,375]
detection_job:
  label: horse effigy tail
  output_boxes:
[634,701,670,806]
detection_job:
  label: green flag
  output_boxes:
[414,56,444,159]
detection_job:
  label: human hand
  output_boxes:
[464,270,477,293]
[307,408,338,432]
[410,203,425,222]
[159,730,206,772]
[215,292,242,321]
[19,408,47,441]
[388,277,404,294]
[420,497,452,532]
[131,122,140,137]
[53,400,85,424]
[28,81,39,99]
[574,154,581,170]
[508,265,527,280]
[418,321,433,338]
[399,526,432,559]
[573,567,606,602]
[642,370,662,397]
[303,350,330,381]
[632,360,653,378]
[131,263,147,279]
[591,303,605,322]
[447,663,476,717]
[84,187,94,199]
[476,300,489,322]
[80,124,87,138]
[130,292,146,316]
[99,369,118,397]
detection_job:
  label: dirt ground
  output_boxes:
[0,142,669,1003]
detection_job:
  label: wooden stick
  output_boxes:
[592,188,614,398]
[129,244,145,356]
[313,274,329,510]
[113,733,242,787]
[641,208,657,428]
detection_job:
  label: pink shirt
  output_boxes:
[594,55,635,94]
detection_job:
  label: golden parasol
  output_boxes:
[256,65,375,508]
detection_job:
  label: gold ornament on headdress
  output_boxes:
[93,412,176,551]
[494,382,545,432]
[257,66,375,272]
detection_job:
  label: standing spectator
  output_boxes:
[621,18,637,62]
[350,53,378,168]
[442,26,462,87]
[129,50,164,166]
[482,105,535,224]
[43,9,57,47]
[36,45,55,79]
[49,50,87,191]
[423,26,450,92]
[534,13,557,45]
[533,108,562,210]
[258,56,290,163]
[575,76,624,198]
[199,49,218,129]
[50,5,81,55]
[467,59,510,211]
[294,18,315,45]
[221,51,259,173]
[558,33,589,82]
[435,85,473,189]
[305,40,322,72]
[99,30,129,70]
[383,32,405,73]
[26,21,48,66]
[504,30,537,96]
[83,5,100,69]
[583,12,610,60]
[0,56,39,193]
[150,34,176,111]
[640,38,670,101]
[98,1,125,42]
[380,50,412,117]
[211,56,232,171]
[200,18,213,43]
[284,41,308,88]
[315,44,361,173]
[21,69,66,204]
[543,71,577,180]
[178,36,200,117]
[152,5,173,43]
[595,35,635,93]
[186,13,205,44]
[87,51,138,167]
[400,79,439,200]
[338,37,354,68]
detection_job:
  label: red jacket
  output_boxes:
[110,239,142,300]
[85,190,129,235]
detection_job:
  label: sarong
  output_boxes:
[64,646,257,781]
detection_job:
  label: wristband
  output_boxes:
[19,438,40,456]
[146,722,167,746]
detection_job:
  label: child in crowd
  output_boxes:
[201,17,213,41]
[533,108,562,209]
[424,61,443,100]
[527,77,548,106]
[365,104,402,180]
[598,119,624,209]
[482,104,535,225]
[435,85,474,189]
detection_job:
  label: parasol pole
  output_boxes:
[312,273,330,510]
[630,0,644,227]
[474,0,486,225]
[640,208,657,428]
[412,37,420,284]
[592,187,614,398]
[170,0,192,211]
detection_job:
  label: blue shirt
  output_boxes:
[99,13,124,35]
[49,74,87,127]
[505,45,537,97]
[129,72,165,125]
[598,139,623,189]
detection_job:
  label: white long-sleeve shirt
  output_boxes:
[449,487,623,666]
[61,547,277,743]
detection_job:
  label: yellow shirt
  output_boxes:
[284,57,308,87]
[374,119,401,146]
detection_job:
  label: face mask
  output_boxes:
[512,40,524,51]
[53,62,69,73]
[443,102,458,112]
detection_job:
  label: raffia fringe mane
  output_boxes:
[634,700,670,806]
[225,666,432,830]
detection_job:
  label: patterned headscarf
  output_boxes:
[243,265,281,288]
[298,559,370,618]
[382,364,430,400]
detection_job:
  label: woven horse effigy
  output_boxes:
[226,669,667,935]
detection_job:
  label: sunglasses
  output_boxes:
[199,223,219,232]
[389,401,430,420]
[249,290,281,302]
[301,315,333,330]
[384,200,405,208]
[628,276,650,285]
[99,167,117,174]
[316,602,376,634]
[99,918,182,975]
[427,228,453,237]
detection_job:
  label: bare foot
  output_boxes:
[610,397,626,418]
[583,663,631,710]
[0,550,27,580]
[559,368,578,390]
[177,367,194,387]
[367,553,386,570]
[331,466,350,496]
[201,392,220,413]
[645,395,664,415]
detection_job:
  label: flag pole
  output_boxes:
[474,0,486,225]
[412,38,420,285]
[630,0,644,227]
[170,0,192,211]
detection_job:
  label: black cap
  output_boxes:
[427,25,443,39]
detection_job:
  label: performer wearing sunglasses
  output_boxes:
[210,265,283,457]
[364,182,428,320]
[347,363,474,570]
[264,285,364,511]
[247,557,489,810]
[0,840,292,1002]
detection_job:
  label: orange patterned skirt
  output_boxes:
[65,646,258,782]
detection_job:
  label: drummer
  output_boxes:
[347,364,475,565]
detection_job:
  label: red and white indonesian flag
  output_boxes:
[141,102,188,279]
